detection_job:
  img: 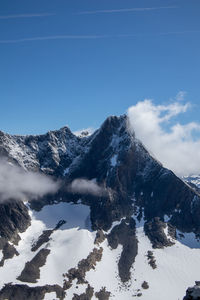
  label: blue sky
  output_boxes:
[0,0,200,135]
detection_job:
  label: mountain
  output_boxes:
[0,115,200,300]
[183,175,200,194]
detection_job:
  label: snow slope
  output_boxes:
[1,201,200,299]
[0,202,95,290]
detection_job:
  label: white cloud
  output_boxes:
[68,179,106,196]
[0,159,59,201]
[127,98,200,176]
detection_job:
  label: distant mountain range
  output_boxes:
[0,115,199,300]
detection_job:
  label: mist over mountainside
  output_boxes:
[0,115,200,300]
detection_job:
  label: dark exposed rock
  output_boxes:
[0,237,7,250]
[183,281,200,299]
[63,280,72,290]
[31,230,53,252]
[144,218,174,249]
[146,251,157,269]
[17,248,50,283]
[94,230,106,245]
[64,247,103,285]
[72,284,94,300]
[141,281,149,289]
[31,220,66,252]
[0,200,30,241]
[0,283,65,300]
[95,287,111,300]
[107,218,138,282]
[168,223,176,240]
[0,242,19,267]
[55,219,66,230]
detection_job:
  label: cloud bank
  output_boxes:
[68,179,106,196]
[127,95,200,176]
[0,159,59,201]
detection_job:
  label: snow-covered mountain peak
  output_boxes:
[0,115,200,299]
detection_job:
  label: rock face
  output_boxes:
[0,283,65,300]
[183,282,200,299]
[0,200,30,249]
[144,217,174,249]
[107,218,138,282]
[17,248,51,283]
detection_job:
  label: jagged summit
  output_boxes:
[0,114,130,174]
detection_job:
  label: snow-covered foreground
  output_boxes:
[0,202,95,289]
[1,202,200,299]
[86,225,200,300]
[132,226,200,300]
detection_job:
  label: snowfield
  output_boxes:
[1,202,200,299]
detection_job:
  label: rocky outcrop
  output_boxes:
[63,247,103,286]
[0,242,19,267]
[183,281,200,299]
[94,230,106,245]
[95,287,111,300]
[31,230,53,252]
[0,283,65,300]
[144,218,174,249]
[31,220,66,252]
[72,284,94,300]
[17,248,50,283]
[107,218,138,282]
[146,251,157,269]
[0,200,30,241]
[141,281,149,289]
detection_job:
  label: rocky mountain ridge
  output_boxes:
[0,115,200,299]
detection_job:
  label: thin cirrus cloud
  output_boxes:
[1,31,200,44]
[0,35,110,44]
[0,13,54,20]
[76,6,177,15]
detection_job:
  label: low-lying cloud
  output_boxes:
[68,179,106,196]
[127,94,200,176]
[0,159,59,201]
